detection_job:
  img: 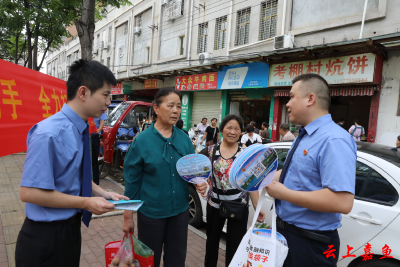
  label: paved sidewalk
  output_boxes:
[0,154,226,267]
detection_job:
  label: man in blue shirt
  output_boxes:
[92,110,108,185]
[15,60,128,267]
[266,74,356,267]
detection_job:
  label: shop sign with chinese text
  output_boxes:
[144,79,158,89]
[217,62,269,89]
[269,53,376,86]
[111,82,124,94]
[176,72,218,91]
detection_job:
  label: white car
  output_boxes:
[188,141,400,267]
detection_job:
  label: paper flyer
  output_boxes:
[229,144,278,192]
[176,154,212,184]
[108,200,144,211]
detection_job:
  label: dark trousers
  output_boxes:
[278,226,340,267]
[15,214,82,267]
[137,209,189,267]
[205,204,248,267]
[91,134,100,185]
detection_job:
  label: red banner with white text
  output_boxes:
[0,59,67,157]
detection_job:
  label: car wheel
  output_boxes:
[188,186,203,228]
[356,259,400,267]
[99,163,111,179]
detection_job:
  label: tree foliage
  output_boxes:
[0,0,131,70]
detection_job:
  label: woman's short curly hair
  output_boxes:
[220,114,244,133]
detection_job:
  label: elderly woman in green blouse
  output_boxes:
[122,88,194,267]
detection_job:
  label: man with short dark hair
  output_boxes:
[176,119,189,135]
[250,121,259,135]
[266,73,356,267]
[279,123,295,141]
[16,60,128,267]
[260,122,270,139]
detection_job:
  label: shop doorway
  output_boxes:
[231,99,271,130]
[331,96,371,140]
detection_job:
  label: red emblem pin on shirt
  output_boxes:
[303,149,308,156]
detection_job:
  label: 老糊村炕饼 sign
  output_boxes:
[269,53,376,86]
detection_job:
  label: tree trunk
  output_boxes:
[76,0,96,60]
[15,32,19,64]
[23,0,32,69]
[33,20,40,71]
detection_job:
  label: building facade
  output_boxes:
[46,0,400,146]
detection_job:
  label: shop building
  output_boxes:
[269,52,384,142]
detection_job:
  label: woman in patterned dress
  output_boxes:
[197,114,265,267]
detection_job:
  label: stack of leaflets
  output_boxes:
[176,154,212,184]
[229,144,278,192]
[108,200,144,211]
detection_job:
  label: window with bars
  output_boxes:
[67,55,71,66]
[124,23,128,35]
[179,36,185,55]
[197,22,208,54]
[214,16,227,50]
[108,26,112,43]
[259,0,278,41]
[165,0,184,21]
[136,15,142,27]
[235,7,251,46]
[97,34,101,49]
[107,57,110,68]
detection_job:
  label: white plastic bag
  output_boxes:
[229,188,288,267]
[188,128,195,139]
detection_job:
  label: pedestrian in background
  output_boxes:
[16,60,127,267]
[267,73,356,267]
[348,119,365,141]
[279,123,295,141]
[200,118,220,147]
[391,135,400,152]
[260,122,270,139]
[250,121,259,134]
[196,114,265,267]
[241,124,262,147]
[196,117,209,134]
[123,88,195,267]
[337,118,345,128]
[91,110,107,185]
[175,119,189,135]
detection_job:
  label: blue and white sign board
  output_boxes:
[176,154,212,184]
[217,62,270,89]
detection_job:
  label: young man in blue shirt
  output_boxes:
[92,110,108,185]
[266,73,356,267]
[15,60,128,267]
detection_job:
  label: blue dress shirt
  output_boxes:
[276,114,357,231]
[20,104,87,222]
[92,111,108,135]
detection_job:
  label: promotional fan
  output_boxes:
[176,154,212,185]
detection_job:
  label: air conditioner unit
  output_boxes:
[134,26,141,36]
[273,34,294,50]
[199,52,213,65]
[103,42,109,50]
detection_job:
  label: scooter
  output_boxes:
[99,101,153,178]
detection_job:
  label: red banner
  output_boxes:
[0,59,67,157]
[175,72,218,91]
[111,82,124,95]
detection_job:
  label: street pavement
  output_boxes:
[0,154,226,267]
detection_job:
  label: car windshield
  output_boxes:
[105,102,130,127]
[356,142,400,168]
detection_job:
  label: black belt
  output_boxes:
[276,216,332,244]
[27,212,82,225]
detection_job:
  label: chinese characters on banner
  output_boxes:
[176,72,218,91]
[111,82,124,95]
[144,79,158,89]
[0,59,67,157]
[269,53,376,86]
[324,243,393,260]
